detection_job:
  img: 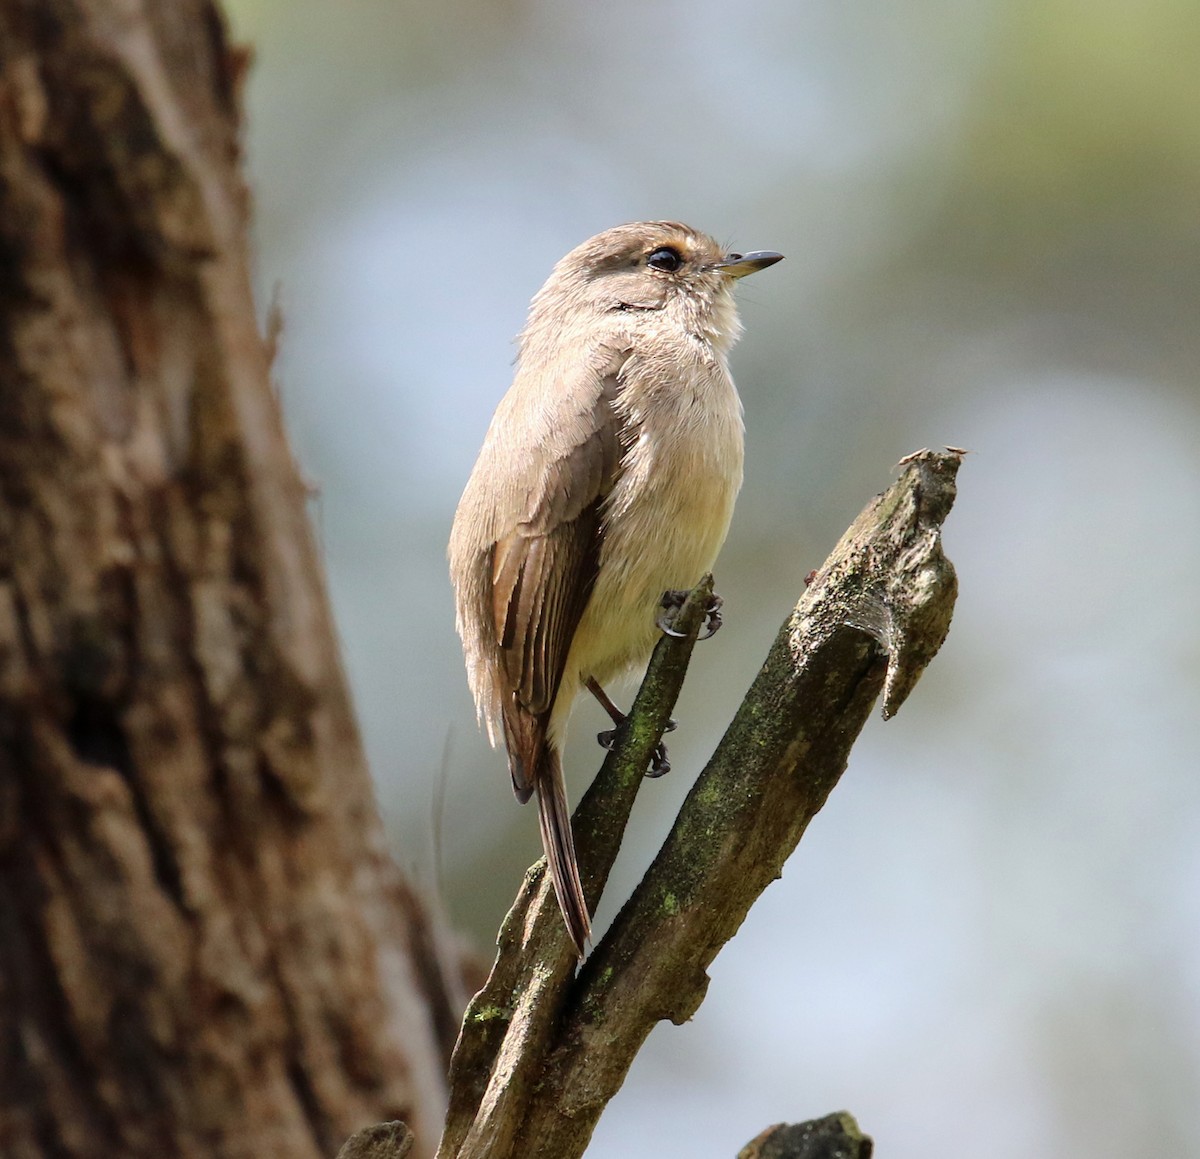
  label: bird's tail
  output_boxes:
[536,748,591,957]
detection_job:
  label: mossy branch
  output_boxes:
[435,578,717,1159]
[429,449,962,1159]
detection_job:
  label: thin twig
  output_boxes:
[438,579,716,1159]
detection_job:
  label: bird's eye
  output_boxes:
[646,247,683,272]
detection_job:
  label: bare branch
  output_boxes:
[436,449,961,1158]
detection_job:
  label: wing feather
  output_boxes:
[491,366,629,794]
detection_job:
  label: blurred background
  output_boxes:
[223,1,1200,1154]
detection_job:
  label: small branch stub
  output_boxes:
[336,1123,415,1159]
[798,446,961,718]
[738,1112,873,1159]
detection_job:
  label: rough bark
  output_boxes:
[434,449,961,1159]
[0,4,462,1158]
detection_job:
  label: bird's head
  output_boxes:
[525,221,782,353]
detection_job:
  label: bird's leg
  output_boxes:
[587,677,626,728]
[656,589,724,640]
[587,676,674,776]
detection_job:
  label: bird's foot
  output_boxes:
[657,589,724,639]
[699,594,723,639]
[597,716,675,748]
[597,717,676,777]
[646,741,671,778]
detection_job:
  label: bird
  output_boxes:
[449,221,782,955]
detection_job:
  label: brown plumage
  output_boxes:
[449,222,782,955]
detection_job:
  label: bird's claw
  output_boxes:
[656,589,724,639]
[655,589,689,637]
[596,723,675,777]
[698,595,723,639]
[646,741,671,778]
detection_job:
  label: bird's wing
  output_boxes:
[489,354,630,797]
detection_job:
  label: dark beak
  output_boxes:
[712,250,784,278]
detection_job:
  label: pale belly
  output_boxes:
[548,410,742,743]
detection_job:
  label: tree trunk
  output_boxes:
[0,3,461,1157]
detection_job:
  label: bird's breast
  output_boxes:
[609,353,744,568]
[559,357,744,694]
